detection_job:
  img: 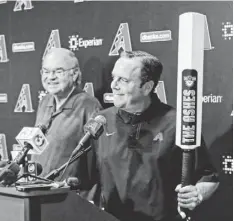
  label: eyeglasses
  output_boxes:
[40,67,76,78]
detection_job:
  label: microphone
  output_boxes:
[26,161,43,176]
[66,177,80,190]
[0,125,48,185]
[44,115,106,181]
[15,125,49,155]
[0,161,20,185]
[17,162,43,183]
[71,115,106,157]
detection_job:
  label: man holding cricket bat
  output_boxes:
[93,50,219,221]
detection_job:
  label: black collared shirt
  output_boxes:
[96,95,218,221]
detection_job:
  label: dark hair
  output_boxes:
[120,50,163,94]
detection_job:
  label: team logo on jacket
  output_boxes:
[153,132,163,142]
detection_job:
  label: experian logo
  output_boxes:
[69,34,103,51]
[140,30,172,43]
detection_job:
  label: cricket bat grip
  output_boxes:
[179,149,196,220]
[181,150,195,186]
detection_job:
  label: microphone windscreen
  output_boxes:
[0,169,18,186]
[36,163,43,175]
[66,177,80,190]
[27,162,43,176]
[8,162,20,174]
[0,162,19,185]
[94,115,106,125]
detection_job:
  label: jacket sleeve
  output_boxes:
[170,136,219,187]
[194,137,219,183]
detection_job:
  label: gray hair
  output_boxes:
[43,47,82,85]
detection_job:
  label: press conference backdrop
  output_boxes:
[0,1,233,220]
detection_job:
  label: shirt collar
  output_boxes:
[117,94,163,124]
[46,86,84,109]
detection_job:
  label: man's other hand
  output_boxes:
[175,184,203,211]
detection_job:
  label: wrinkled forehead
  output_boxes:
[113,57,142,79]
[42,50,77,69]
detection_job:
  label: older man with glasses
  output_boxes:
[32,48,102,199]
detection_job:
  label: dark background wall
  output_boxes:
[0,1,232,220]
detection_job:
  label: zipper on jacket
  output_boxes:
[135,123,142,140]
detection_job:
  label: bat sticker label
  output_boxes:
[181,69,198,145]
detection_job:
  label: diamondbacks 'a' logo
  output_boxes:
[43,29,61,60]
[13,0,33,12]
[109,23,132,56]
[0,134,9,161]
[14,84,34,112]
[0,35,9,63]
[153,132,163,142]
[184,75,196,88]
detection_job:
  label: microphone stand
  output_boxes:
[45,116,105,181]
[16,173,52,184]
[44,145,92,181]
